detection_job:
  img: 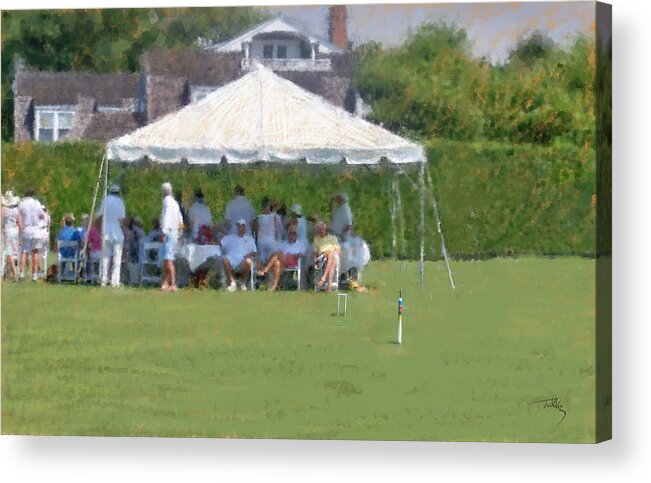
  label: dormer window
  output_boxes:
[35,107,74,142]
[263,44,274,59]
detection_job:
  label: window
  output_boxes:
[276,45,287,59]
[263,44,274,59]
[35,108,74,142]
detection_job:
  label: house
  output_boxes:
[13,6,364,143]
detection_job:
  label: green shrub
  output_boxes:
[1,140,596,258]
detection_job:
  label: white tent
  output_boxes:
[107,64,424,166]
[104,64,454,288]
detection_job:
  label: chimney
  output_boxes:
[328,5,348,50]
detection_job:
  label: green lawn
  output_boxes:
[1,258,597,442]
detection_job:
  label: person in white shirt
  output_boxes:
[254,197,280,263]
[218,218,257,292]
[224,185,255,235]
[331,192,353,239]
[188,188,212,240]
[18,187,45,281]
[2,191,23,281]
[98,184,126,288]
[160,182,184,292]
[289,203,308,244]
[256,225,306,291]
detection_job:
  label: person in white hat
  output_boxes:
[160,182,183,292]
[330,192,353,239]
[289,203,308,244]
[2,191,23,281]
[18,187,45,281]
[97,183,126,287]
[217,217,257,291]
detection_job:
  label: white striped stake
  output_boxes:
[397,289,403,345]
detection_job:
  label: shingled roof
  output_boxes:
[14,70,140,106]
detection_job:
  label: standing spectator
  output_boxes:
[87,216,103,260]
[2,191,22,281]
[225,185,255,234]
[331,192,353,239]
[289,204,308,244]
[188,188,212,239]
[98,184,126,288]
[18,187,45,281]
[255,197,280,264]
[160,182,183,292]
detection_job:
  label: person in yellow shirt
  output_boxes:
[312,221,340,291]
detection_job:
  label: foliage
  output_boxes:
[1,7,266,140]
[354,24,595,147]
[2,140,596,257]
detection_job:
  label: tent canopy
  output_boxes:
[106,64,424,166]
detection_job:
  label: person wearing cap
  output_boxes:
[18,187,45,281]
[98,183,126,288]
[225,185,255,235]
[160,182,184,291]
[188,188,212,240]
[217,218,257,292]
[56,213,81,275]
[2,191,23,281]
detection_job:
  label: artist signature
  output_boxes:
[530,395,567,424]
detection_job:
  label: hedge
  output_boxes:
[1,140,596,258]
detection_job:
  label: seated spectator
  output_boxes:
[146,218,163,242]
[312,221,340,291]
[188,188,212,240]
[218,218,257,292]
[256,225,306,291]
[57,213,81,260]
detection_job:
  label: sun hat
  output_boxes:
[236,218,247,226]
[109,184,121,194]
[162,182,173,192]
[290,203,302,215]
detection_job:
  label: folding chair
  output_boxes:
[140,242,162,286]
[84,252,101,284]
[280,256,303,290]
[57,241,79,282]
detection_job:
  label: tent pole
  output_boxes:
[425,164,456,290]
[418,160,425,289]
[390,178,397,259]
[77,152,106,282]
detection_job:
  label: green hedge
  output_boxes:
[1,140,596,258]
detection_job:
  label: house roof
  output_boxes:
[205,16,343,55]
[82,112,145,141]
[14,71,139,106]
[107,65,423,165]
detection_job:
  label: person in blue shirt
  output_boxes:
[57,213,81,259]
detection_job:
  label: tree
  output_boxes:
[1,7,265,140]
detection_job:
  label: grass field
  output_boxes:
[1,258,597,442]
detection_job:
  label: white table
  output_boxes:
[179,244,222,271]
